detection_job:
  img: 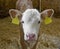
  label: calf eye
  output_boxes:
[21,21,24,23]
[38,21,40,24]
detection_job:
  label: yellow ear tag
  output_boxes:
[44,16,52,25]
[12,16,19,25]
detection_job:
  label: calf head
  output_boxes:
[9,9,54,42]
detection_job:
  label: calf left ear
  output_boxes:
[41,9,54,19]
[9,9,22,19]
[9,9,22,25]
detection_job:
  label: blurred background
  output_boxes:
[0,0,60,18]
[0,0,60,49]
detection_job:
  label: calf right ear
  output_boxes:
[41,9,54,20]
[9,9,22,19]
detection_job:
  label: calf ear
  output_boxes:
[41,9,54,20]
[9,9,22,19]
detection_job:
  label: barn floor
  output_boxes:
[0,16,60,49]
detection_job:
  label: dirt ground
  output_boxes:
[0,16,60,49]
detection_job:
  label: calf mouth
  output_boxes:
[25,38,37,43]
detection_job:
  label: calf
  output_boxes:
[9,0,54,49]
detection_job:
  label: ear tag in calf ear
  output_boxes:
[44,16,52,25]
[12,16,19,25]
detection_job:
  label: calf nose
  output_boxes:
[26,34,35,39]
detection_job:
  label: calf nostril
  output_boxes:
[26,35,29,37]
[26,34,35,38]
[32,34,35,38]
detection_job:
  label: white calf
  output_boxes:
[9,9,54,49]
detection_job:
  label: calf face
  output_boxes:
[21,9,41,41]
[9,9,54,42]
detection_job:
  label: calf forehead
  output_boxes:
[22,9,41,21]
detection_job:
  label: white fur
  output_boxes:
[21,9,41,40]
